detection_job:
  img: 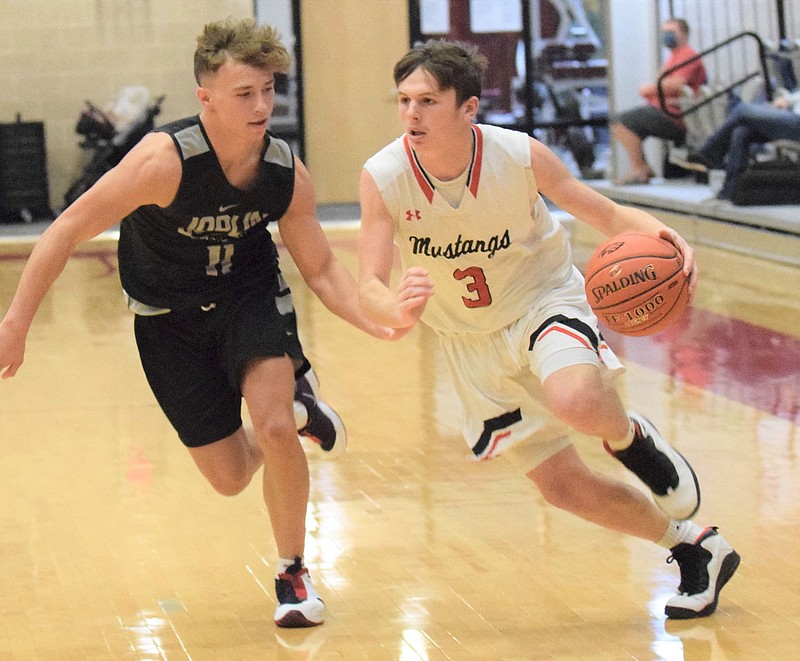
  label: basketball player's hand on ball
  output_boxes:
[658,228,697,300]
[395,266,434,330]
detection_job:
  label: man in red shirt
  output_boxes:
[611,18,707,184]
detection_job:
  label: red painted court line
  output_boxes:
[603,306,800,424]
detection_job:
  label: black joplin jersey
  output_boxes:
[118,116,295,311]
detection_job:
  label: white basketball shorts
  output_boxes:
[436,276,624,468]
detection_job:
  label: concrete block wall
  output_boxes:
[0,0,252,213]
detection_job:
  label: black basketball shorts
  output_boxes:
[133,284,309,447]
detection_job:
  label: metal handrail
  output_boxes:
[657,31,773,119]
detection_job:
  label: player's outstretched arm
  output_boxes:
[279,158,395,341]
[357,169,433,335]
[0,133,180,378]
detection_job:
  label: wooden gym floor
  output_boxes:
[0,217,798,660]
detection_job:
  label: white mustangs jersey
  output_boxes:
[364,124,575,334]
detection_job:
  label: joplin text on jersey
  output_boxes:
[178,210,269,239]
[407,229,511,260]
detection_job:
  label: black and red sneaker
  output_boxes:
[294,368,347,459]
[274,557,325,628]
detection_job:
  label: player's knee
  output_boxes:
[537,476,586,512]
[254,416,299,454]
[539,469,607,517]
[546,385,602,430]
[205,466,252,496]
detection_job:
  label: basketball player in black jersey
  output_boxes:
[0,17,392,629]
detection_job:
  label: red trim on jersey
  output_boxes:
[403,135,435,203]
[467,125,483,198]
[403,127,483,204]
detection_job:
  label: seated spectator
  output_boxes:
[673,88,800,199]
[611,18,707,184]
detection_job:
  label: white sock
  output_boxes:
[658,519,705,549]
[277,557,301,576]
[605,416,636,451]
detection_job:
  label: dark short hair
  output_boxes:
[393,39,488,106]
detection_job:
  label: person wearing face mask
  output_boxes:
[611,18,707,184]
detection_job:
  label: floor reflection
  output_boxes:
[606,307,800,424]
[0,228,797,659]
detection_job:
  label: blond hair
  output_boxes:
[194,17,290,84]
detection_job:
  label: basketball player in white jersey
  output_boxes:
[358,39,739,620]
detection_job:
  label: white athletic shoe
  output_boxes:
[665,527,741,619]
[274,558,325,628]
[606,412,701,519]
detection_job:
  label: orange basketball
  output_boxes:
[584,233,689,336]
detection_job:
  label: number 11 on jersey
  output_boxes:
[206,244,234,276]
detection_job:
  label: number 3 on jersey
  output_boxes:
[454,266,492,308]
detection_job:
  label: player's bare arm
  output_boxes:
[357,169,433,334]
[0,133,180,379]
[278,158,394,341]
[529,137,696,292]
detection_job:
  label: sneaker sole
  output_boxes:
[665,549,741,619]
[634,413,702,520]
[304,368,321,399]
[316,400,347,459]
[296,368,347,460]
[294,369,321,431]
[656,445,702,520]
[274,609,324,628]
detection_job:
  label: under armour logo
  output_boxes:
[405,209,422,221]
